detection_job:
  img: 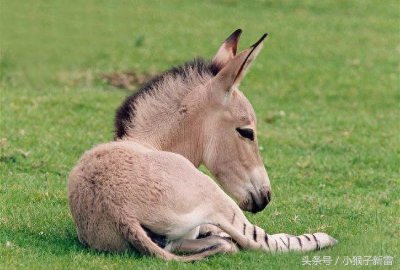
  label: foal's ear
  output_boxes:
[211,33,268,97]
[211,29,242,73]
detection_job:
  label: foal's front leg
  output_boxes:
[213,204,338,253]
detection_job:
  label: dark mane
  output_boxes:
[115,58,218,139]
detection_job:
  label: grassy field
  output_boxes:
[1,0,399,269]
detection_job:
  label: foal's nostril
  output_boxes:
[266,190,272,203]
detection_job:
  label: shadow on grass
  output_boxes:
[1,226,144,259]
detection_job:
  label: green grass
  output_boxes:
[1,0,399,269]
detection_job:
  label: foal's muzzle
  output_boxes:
[243,189,272,213]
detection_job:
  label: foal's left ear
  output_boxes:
[211,29,242,73]
[211,33,268,98]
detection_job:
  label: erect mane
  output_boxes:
[115,58,218,139]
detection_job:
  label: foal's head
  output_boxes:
[199,30,271,213]
[115,30,271,213]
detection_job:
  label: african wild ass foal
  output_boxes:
[68,30,337,261]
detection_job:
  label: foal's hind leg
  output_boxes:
[167,235,238,255]
[198,224,230,238]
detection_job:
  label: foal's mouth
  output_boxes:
[241,189,272,213]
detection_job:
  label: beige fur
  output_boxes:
[68,30,337,261]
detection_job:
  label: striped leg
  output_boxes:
[215,208,337,253]
[263,231,337,252]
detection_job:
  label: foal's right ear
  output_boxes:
[211,29,242,74]
[210,33,268,103]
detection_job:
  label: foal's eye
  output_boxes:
[236,128,255,141]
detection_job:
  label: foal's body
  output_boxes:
[69,30,337,261]
[69,141,236,254]
[69,140,335,261]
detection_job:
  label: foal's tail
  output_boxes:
[117,218,224,262]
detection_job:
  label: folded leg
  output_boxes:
[166,235,238,255]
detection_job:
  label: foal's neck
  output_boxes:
[116,59,215,167]
[123,86,208,167]
[126,113,205,167]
